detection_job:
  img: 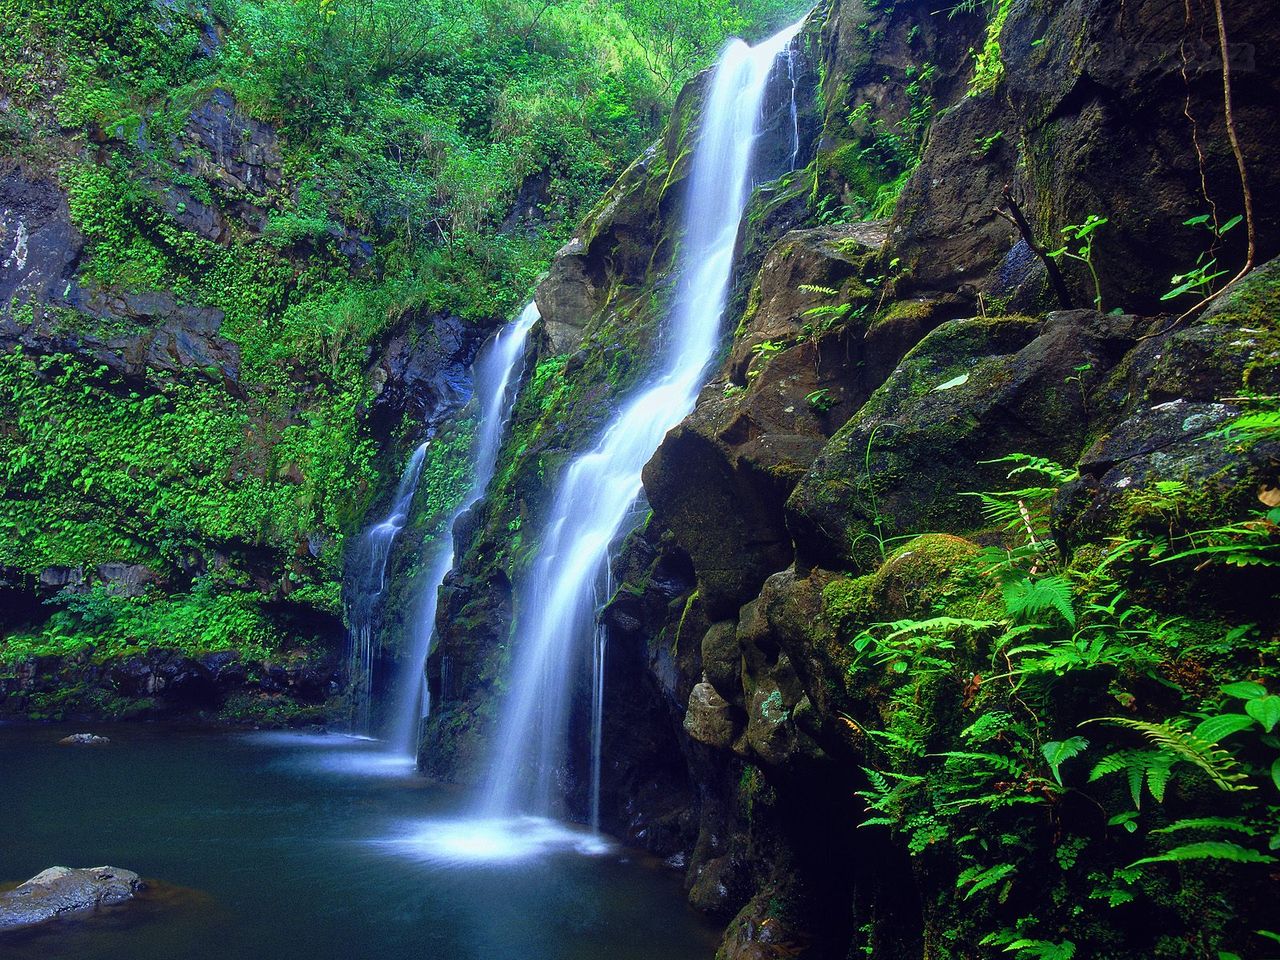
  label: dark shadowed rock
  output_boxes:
[0,866,144,931]
[786,310,1152,569]
[0,171,81,309]
[368,311,477,427]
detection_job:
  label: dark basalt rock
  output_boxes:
[0,866,144,932]
[182,89,282,198]
[786,309,1152,570]
[367,310,477,429]
[890,0,1280,311]
[0,170,82,310]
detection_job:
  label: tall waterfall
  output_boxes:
[484,21,805,820]
[346,443,428,734]
[386,302,539,758]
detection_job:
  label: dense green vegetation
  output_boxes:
[0,0,798,660]
[837,437,1279,958]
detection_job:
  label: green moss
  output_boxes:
[969,0,1014,94]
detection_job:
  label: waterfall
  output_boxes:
[785,41,801,172]
[483,21,805,820]
[385,302,540,758]
[346,443,428,734]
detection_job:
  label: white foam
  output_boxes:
[381,816,612,865]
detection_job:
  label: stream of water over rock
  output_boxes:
[482,20,806,824]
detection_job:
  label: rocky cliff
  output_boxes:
[428,0,1280,957]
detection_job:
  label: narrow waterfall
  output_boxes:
[484,21,805,820]
[346,443,428,734]
[386,302,540,758]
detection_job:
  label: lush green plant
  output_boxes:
[1162,213,1243,302]
[1048,215,1108,311]
[845,448,1278,957]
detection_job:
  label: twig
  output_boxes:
[993,183,1074,308]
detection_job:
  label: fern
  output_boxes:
[956,862,1016,900]
[981,930,1077,960]
[798,284,840,297]
[1086,717,1254,792]
[1041,737,1088,785]
[1089,749,1174,807]
[1003,576,1075,626]
[883,616,1000,639]
[1129,841,1276,867]
[980,453,1079,485]
[1205,406,1280,446]
[1150,818,1258,836]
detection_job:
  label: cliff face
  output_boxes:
[430,0,1280,957]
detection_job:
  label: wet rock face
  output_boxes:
[0,866,144,931]
[0,171,81,309]
[892,0,1280,309]
[368,310,478,428]
[786,309,1152,570]
[183,89,282,199]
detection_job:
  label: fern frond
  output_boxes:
[1129,841,1276,867]
[1150,818,1258,836]
[979,453,1079,485]
[1087,717,1255,792]
[956,862,1016,899]
[1003,576,1076,627]
[885,616,1000,639]
[1041,737,1088,785]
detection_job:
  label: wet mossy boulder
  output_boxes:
[643,221,966,620]
[786,309,1150,570]
[1055,260,1280,551]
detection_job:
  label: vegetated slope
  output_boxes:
[0,0,800,720]
[427,0,1280,956]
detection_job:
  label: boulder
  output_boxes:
[0,866,144,932]
[58,733,109,746]
[684,680,738,749]
[786,310,1150,569]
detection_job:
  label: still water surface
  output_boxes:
[0,724,718,960]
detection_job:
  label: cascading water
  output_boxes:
[784,41,801,172]
[385,302,540,758]
[346,443,428,734]
[483,21,806,822]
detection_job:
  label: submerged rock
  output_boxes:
[58,733,110,746]
[0,866,144,931]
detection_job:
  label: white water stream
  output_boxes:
[347,442,428,734]
[482,21,805,826]
[384,302,541,759]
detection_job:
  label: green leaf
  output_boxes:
[956,862,1016,899]
[1130,841,1276,868]
[934,373,969,392]
[1271,757,1280,793]
[1221,681,1268,700]
[1041,737,1088,785]
[1192,713,1256,744]
[1245,696,1280,733]
[1151,818,1257,836]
